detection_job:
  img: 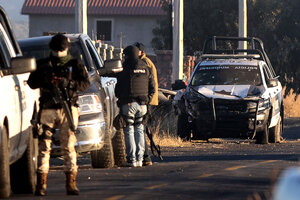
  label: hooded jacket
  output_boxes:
[115,46,155,105]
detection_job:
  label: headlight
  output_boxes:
[184,87,207,118]
[78,94,103,115]
[247,101,257,108]
[247,101,258,112]
[185,87,206,102]
[258,98,270,111]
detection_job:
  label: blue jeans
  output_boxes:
[121,102,147,163]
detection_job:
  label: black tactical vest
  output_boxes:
[129,60,150,103]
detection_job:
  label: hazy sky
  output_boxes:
[0,0,28,22]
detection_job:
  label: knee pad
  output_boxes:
[38,124,55,140]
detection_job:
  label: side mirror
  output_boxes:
[267,78,278,87]
[1,56,36,76]
[98,59,123,76]
[171,79,186,90]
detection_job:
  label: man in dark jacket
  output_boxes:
[134,42,158,166]
[27,34,90,196]
[115,45,155,167]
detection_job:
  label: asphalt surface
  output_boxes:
[9,118,300,200]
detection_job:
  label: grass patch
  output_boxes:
[148,111,191,147]
[283,87,300,117]
[152,130,191,147]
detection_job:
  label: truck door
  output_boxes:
[15,67,33,154]
[262,64,281,127]
[0,22,22,158]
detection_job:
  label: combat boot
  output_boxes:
[65,171,79,195]
[35,172,47,196]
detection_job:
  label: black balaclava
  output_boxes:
[123,45,139,68]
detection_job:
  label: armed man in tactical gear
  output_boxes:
[27,34,90,196]
[115,45,155,167]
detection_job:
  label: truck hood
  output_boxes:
[193,85,263,100]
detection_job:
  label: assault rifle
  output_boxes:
[52,85,76,132]
[48,60,76,132]
[145,125,163,160]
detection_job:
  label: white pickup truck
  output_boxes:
[0,7,39,198]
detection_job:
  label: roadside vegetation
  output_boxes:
[151,126,191,147]
[149,101,192,147]
[283,87,300,118]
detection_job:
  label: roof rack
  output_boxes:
[202,36,275,76]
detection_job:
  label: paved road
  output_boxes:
[10,119,300,200]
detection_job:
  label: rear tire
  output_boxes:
[269,115,282,143]
[10,127,37,194]
[0,126,11,198]
[112,129,126,166]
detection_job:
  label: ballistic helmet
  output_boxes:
[49,34,71,51]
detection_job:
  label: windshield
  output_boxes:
[190,65,262,86]
[20,40,92,71]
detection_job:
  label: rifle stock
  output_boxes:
[145,125,163,160]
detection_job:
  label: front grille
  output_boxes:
[191,98,258,134]
[214,99,257,118]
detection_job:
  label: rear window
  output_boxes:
[20,40,92,72]
[191,65,262,86]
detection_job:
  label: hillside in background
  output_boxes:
[11,20,29,39]
[0,0,28,39]
[0,0,27,21]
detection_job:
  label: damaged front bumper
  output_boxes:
[186,97,271,139]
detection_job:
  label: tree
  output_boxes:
[247,0,300,95]
[184,0,238,55]
[151,0,172,50]
[152,0,238,53]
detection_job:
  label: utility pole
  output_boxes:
[75,0,87,34]
[238,0,247,49]
[172,0,184,82]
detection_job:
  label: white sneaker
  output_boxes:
[121,162,137,167]
[136,161,143,167]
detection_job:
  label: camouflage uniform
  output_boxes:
[38,107,79,173]
[27,34,90,196]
